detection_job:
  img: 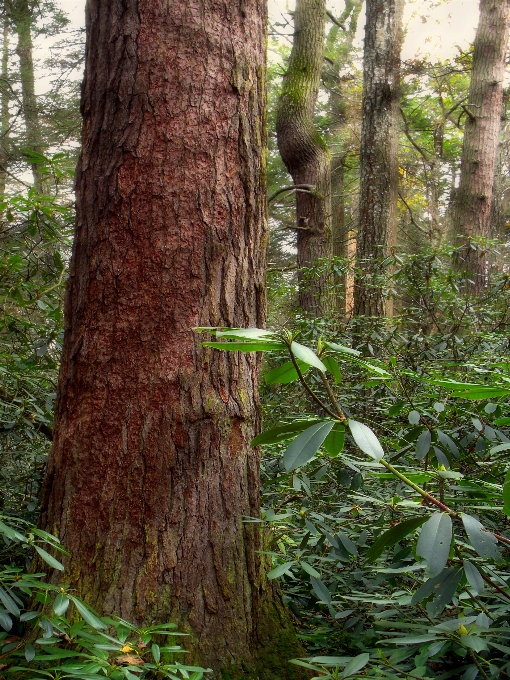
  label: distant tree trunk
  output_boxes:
[0,13,9,196]
[7,0,44,190]
[39,1,304,676]
[353,0,404,317]
[326,0,363,314]
[451,0,510,292]
[276,0,332,317]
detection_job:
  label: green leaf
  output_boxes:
[461,513,500,560]
[283,421,335,472]
[504,469,510,517]
[310,576,332,604]
[324,341,361,356]
[416,430,431,458]
[152,643,160,663]
[267,561,294,579]
[0,521,26,542]
[34,545,65,571]
[323,356,341,384]
[215,328,275,340]
[340,653,370,678]
[290,342,327,372]
[365,516,427,562]
[264,360,309,384]
[68,595,107,629]
[348,419,384,461]
[336,532,357,557]
[53,593,70,616]
[426,568,463,617]
[0,587,20,617]
[463,560,484,596]
[251,420,323,447]
[416,513,452,576]
[203,340,286,352]
[24,643,35,662]
[323,422,345,457]
[381,635,438,645]
[300,562,320,578]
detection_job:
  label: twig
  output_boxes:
[268,184,315,203]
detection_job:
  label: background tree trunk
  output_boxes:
[451,0,510,292]
[0,13,10,197]
[7,0,44,190]
[276,0,332,317]
[353,0,404,317]
[39,1,304,676]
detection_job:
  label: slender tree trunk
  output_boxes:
[8,0,44,190]
[326,0,362,314]
[0,13,9,197]
[452,0,510,292]
[39,1,304,676]
[353,0,404,317]
[276,0,332,317]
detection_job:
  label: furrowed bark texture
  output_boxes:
[276,0,332,316]
[39,1,304,676]
[452,0,510,291]
[353,0,403,317]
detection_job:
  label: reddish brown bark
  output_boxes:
[39,1,303,675]
[452,0,510,292]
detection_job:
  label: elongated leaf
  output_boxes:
[310,577,332,604]
[34,545,65,571]
[323,356,341,384]
[461,513,500,560]
[504,469,510,517]
[491,443,510,454]
[0,586,20,617]
[354,359,391,377]
[340,653,370,678]
[463,560,484,596]
[0,520,26,542]
[411,568,455,605]
[300,561,320,578]
[264,360,309,384]
[283,421,335,472]
[365,516,427,562]
[69,596,107,630]
[348,420,384,461]
[216,328,275,340]
[0,612,12,631]
[53,593,70,616]
[202,340,286,352]
[380,635,438,645]
[416,430,431,458]
[324,341,361,356]
[267,561,294,579]
[337,532,357,557]
[24,643,35,662]
[437,430,459,458]
[251,419,323,447]
[416,513,452,576]
[323,422,345,457]
[290,342,326,372]
[152,643,160,663]
[426,568,463,616]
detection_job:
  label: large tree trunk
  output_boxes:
[353,0,404,317]
[39,1,304,676]
[451,0,510,292]
[276,0,332,317]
